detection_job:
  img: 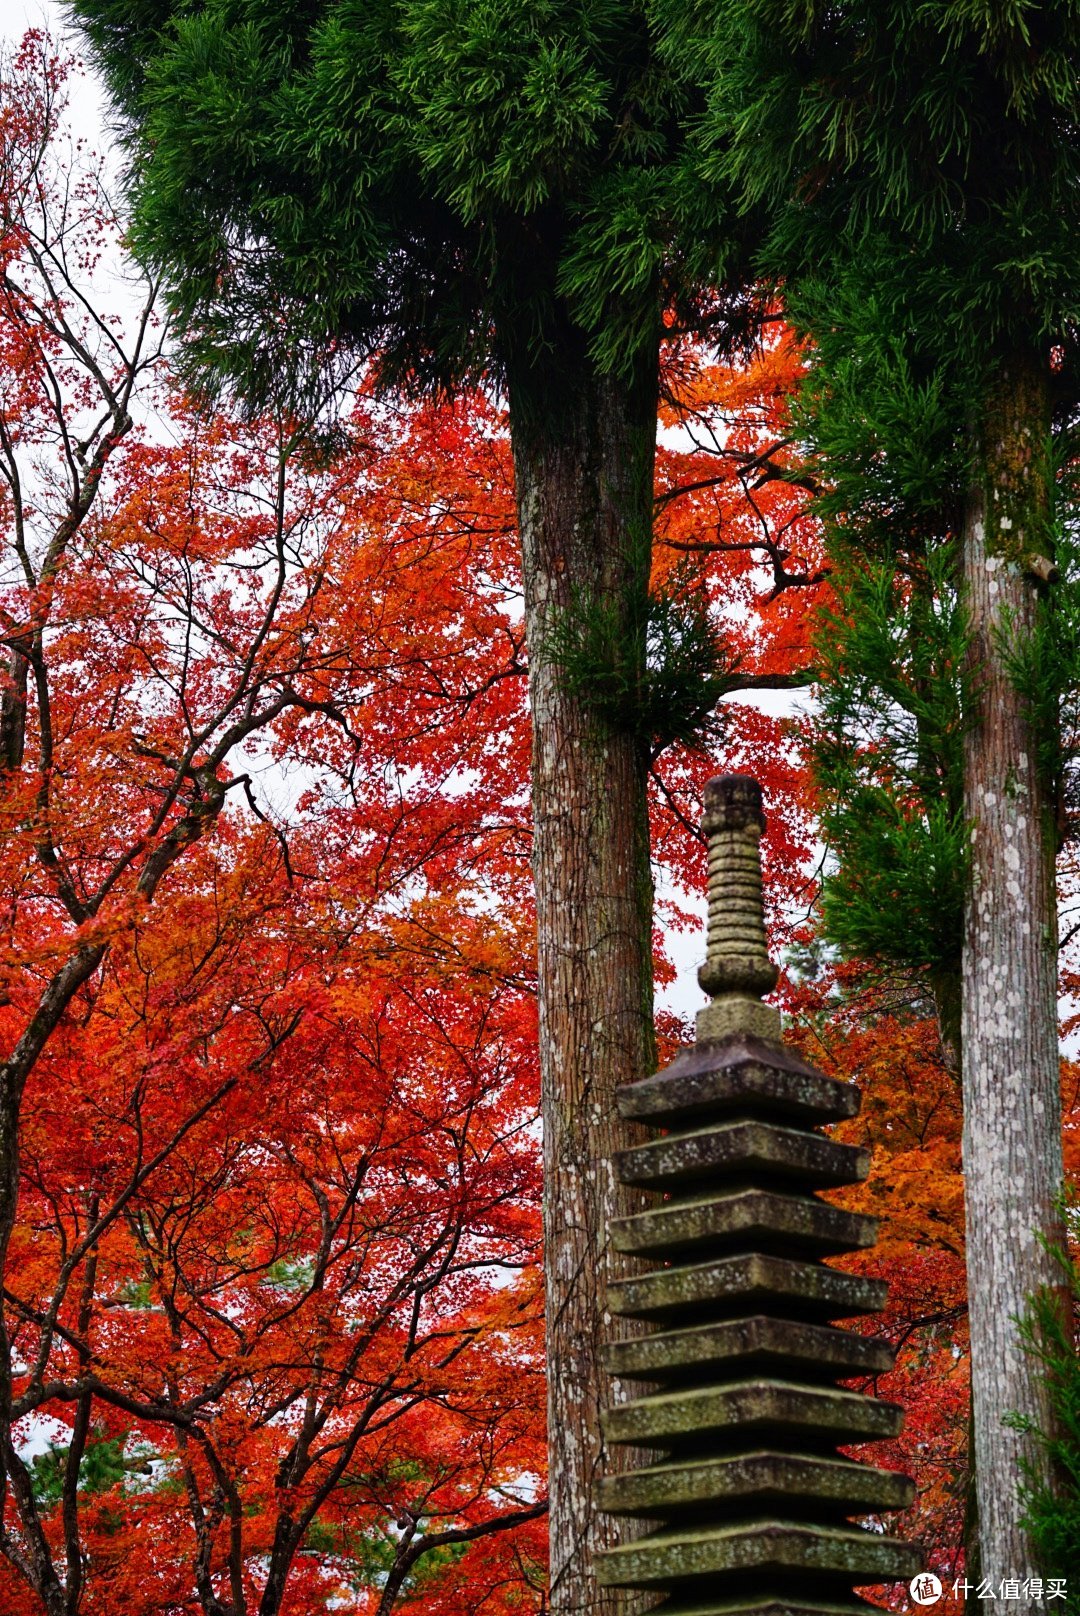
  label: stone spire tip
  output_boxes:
[702,773,766,832]
[696,772,781,1046]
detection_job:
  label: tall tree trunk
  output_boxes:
[929,966,962,1081]
[961,346,1065,1595]
[508,336,658,1616]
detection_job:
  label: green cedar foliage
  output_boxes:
[1005,1243,1080,1574]
[668,1,1080,377]
[30,1436,130,1506]
[790,260,971,975]
[795,260,1080,981]
[544,568,736,755]
[813,547,969,975]
[68,0,745,420]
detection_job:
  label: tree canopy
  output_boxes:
[68,0,749,414]
[676,0,1080,370]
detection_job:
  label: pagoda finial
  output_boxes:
[696,773,781,1045]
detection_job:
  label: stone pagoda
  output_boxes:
[596,774,922,1613]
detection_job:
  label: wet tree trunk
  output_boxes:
[508,336,658,1616]
[961,346,1065,1598]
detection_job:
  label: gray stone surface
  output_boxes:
[637,1597,885,1616]
[598,1449,914,1518]
[597,774,916,1608]
[602,1378,903,1447]
[595,1520,922,1587]
[610,1187,878,1261]
[602,1314,896,1382]
[617,1037,860,1126]
[607,1251,888,1324]
[697,997,783,1043]
[614,1120,870,1192]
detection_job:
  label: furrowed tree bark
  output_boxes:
[961,346,1065,1598]
[509,335,658,1616]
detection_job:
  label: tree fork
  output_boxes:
[509,335,658,1616]
[961,345,1066,1595]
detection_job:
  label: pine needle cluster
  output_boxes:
[787,268,970,976]
[544,570,735,753]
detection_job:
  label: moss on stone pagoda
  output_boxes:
[597,773,921,1615]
